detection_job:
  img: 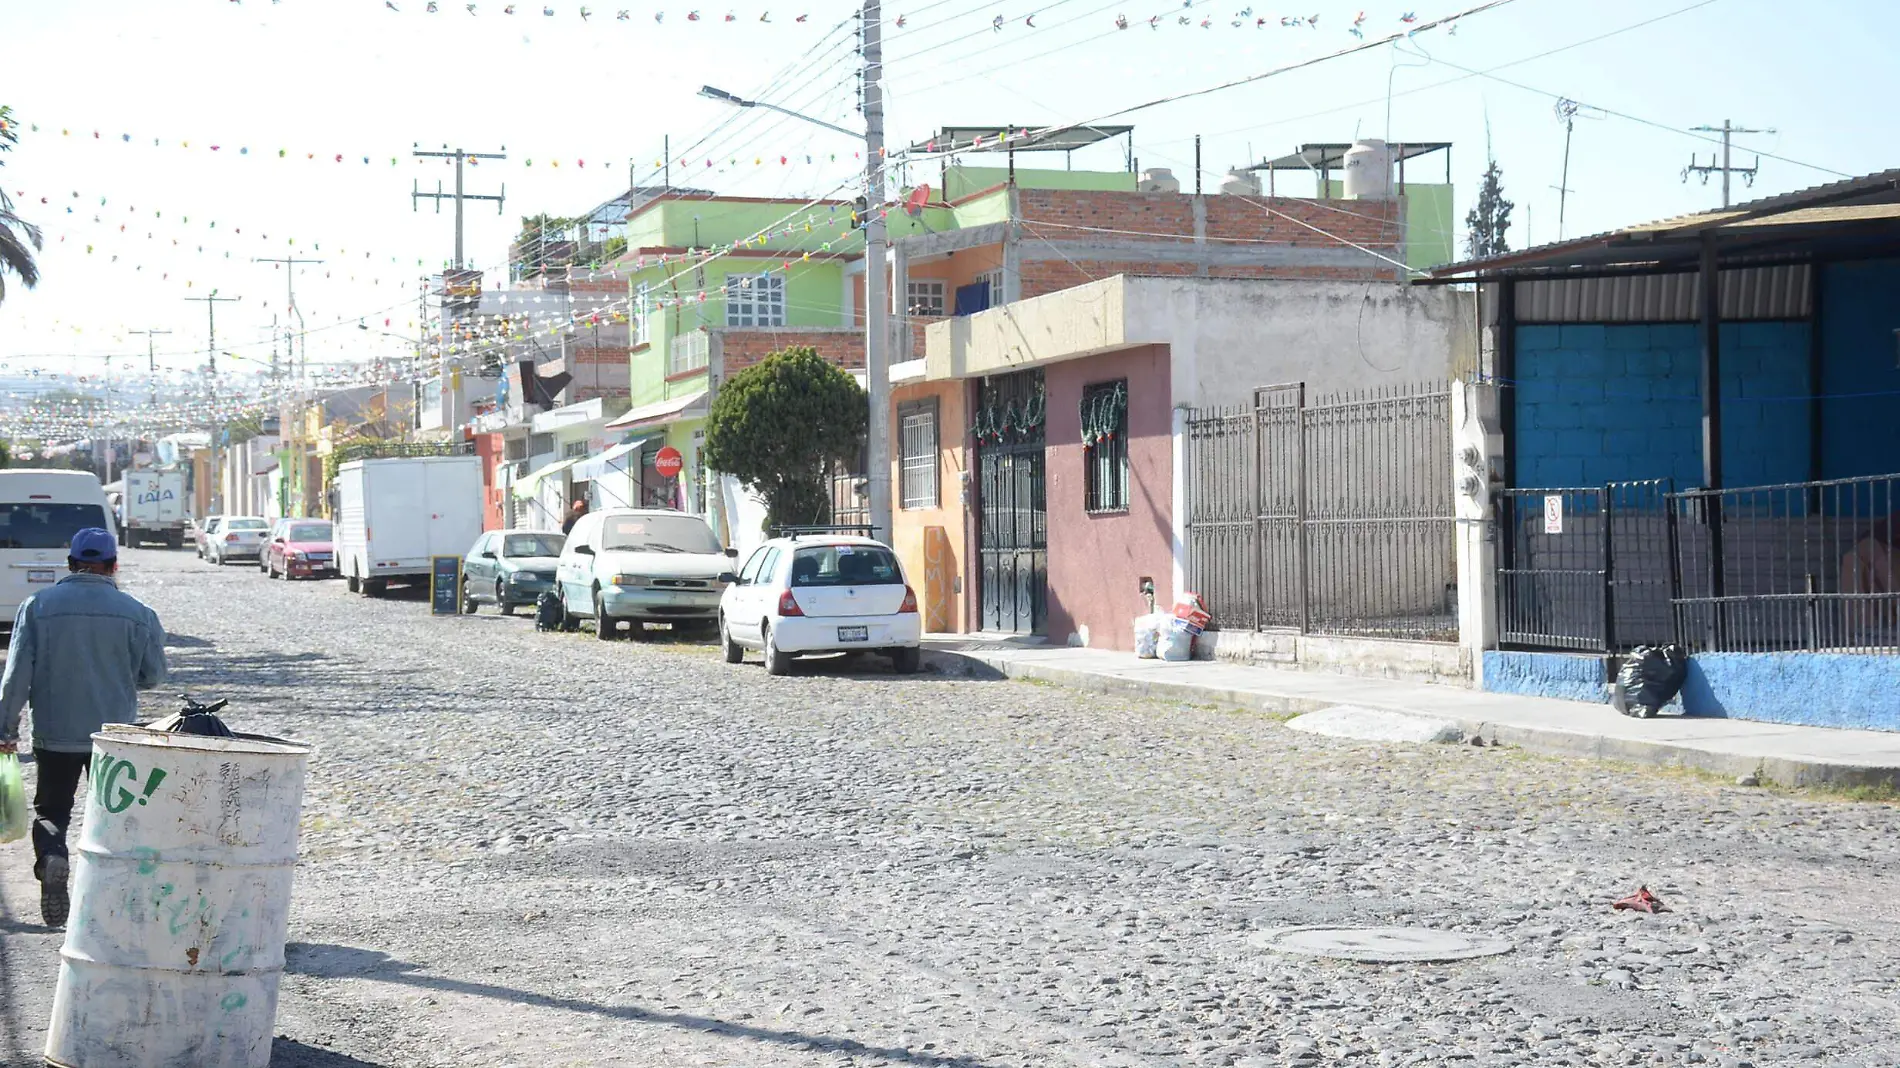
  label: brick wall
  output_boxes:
[569,346,626,365]
[718,328,866,375]
[1513,322,1812,489]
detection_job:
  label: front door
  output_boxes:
[974,370,1047,634]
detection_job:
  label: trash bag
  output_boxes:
[1161,618,1197,662]
[535,591,564,633]
[149,696,234,738]
[1614,645,1689,718]
[0,753,26,845]
[1133,613,1166,659]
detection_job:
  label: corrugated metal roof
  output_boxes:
[1432,168,1900,278]
[1515,264,1809,323]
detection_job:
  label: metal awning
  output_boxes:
[571,436,654,482]
[512,456,579,499]
[604,389,708,430]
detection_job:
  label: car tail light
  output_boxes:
[225,533,238,542]
[777,590,804,617]
[899,585,918,613]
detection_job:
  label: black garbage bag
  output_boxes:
[1614,646,1689,719]
[147,696,235,738]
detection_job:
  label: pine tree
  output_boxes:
[1465,159,1514,259]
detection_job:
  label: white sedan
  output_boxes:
[718,535,923,676]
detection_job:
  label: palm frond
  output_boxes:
[0,208,44,303]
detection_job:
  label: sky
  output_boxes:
[0,0,1892,398]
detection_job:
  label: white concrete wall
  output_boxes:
[1142,277,1478,410]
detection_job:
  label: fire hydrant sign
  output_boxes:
[1543,495,1564,534]
[654,445,684,479]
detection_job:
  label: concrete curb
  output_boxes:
[923,649,1900,791]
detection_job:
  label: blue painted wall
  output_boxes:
[1821,260,1900,479]
[1482,649,1900,731]
[1513,321,1812,489]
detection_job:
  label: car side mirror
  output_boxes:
[717,572,738,585]
[575,545,595,556]
[481,550,497,559]
[725,547,739,558]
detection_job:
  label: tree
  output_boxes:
[0,105,42,307]
[1465,158,1514,259]
[705,347,866,529]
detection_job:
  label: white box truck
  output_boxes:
[335,455,484,596]
[121,468,188,549]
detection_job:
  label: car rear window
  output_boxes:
[227,519,269,530]
[788,545,903,587]
[0,503,111,550]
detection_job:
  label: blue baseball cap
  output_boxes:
[69,527,119,563]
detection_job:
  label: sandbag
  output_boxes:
[1615,645,1688,719]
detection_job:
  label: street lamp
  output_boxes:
[697,85,861,140]
[699,73,893,545]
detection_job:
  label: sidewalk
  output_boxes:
[920,639,1900,790]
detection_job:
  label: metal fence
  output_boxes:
[1495,480,1674,652]
[1184,381,1457,642]
[1671,473,1900,653]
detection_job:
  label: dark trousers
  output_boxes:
[30,750,89,878]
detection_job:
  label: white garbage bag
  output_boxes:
[1161,618,1197,662]
[1133,613,1165,658]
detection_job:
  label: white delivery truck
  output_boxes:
[335,455,484,597]
[121,468,189,549]
[0,469,114,629]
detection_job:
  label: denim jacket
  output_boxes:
[0,573,168,753]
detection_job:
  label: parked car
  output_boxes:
[206,515,269,565]
[262,518,337,580]
[0,469,113,633]
[554,509,734,640]
[718,535,922,675]
[193,516,224,559]
[461,529,564,614]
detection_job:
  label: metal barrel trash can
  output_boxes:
[44,725,312,1068]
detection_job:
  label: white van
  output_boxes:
[0,470,114,627]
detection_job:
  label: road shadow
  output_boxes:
[164,633,217,649]
[285,943,1001,1068]
[271,1038,394,1067]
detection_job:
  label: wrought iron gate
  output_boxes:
[1184,381,1457,641]
[1495,480,1674,651]
[975,370,1047,634]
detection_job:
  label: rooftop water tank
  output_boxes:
[1343,139,1394,200]
[1218,168,1261,196]
[1137,167,1181,194]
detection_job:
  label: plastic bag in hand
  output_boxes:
[0,754,26,845]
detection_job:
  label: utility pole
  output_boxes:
[103,353,118,486]
[411,145,507,269]
[253,256,324,379]
[130,328,172,405]
[861,0,892,544]
[184,292,241,514]
[1684,119,1773,208]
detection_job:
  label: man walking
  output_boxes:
[562,498,589,535]
[0,528,167,926]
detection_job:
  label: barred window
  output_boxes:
[634,282,651,345]
[906,280,946,317]
[1081,379,1129,514]
[725,273,786,327]
[899,399,940,509]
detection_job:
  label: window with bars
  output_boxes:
[906,279,947,318]
[724,272,786,327]
[670,330,709,376]
[898,399,940,509]
[562,440,590,459]
[1081,379,1129,514]
[633,282,651,345]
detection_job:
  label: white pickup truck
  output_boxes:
[334,455,484,596]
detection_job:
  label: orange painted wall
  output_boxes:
[888,377,970,634]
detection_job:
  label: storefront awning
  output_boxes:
[512,456,579,499]
[604,389,708,430]
[571,436,655,482]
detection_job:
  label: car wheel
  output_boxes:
[720,616,744,664]
[461,580,479,615]
[496,581,515,615]
[763,623,792,676]
[891,647,922,674]
[346,569,361,594]
[558,590,580,632]
[593,592,616,640]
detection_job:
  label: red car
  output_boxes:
[262,518,338,580]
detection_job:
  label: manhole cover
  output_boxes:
[1251,926,1513,963]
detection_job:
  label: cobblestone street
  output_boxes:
[3,548,1899,1067]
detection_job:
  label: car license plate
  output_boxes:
[837,626,869,642]
[26,570,53,584]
